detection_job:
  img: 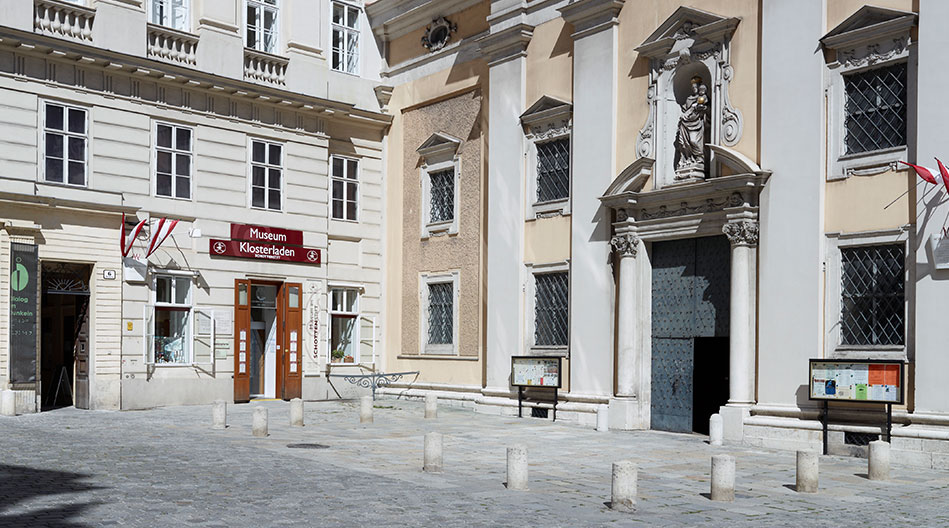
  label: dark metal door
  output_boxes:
[651,236,730,433]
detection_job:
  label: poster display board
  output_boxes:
[9,243,38,383]
[808,359,904,405]
[511,356,561,388]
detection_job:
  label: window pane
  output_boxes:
[68,161,84,185]
[347,200,357,221]
[252,187,265,208]
[176,127,191,151]
[331,289,343,312]
[264,29,277,53]
[332,179,343,200]
[247,27,258,49]
[536,138,570,202]
[46,104,64,130]
[156,276,171,303]
[252,141,265,163]
[238,283,248,305]
[45,158,63,182]
[346,159,357,179]
[268,144,281,165]
[174,277,190,304]
[840,245,905,346]
[68,108,85,134]
[429,169,454,223]
[157,151,172,174]
[252,165,265,186]
[264,8,275,30]
[157,173,172,196]
[268,189,280,210]
[176,176,190,199]
[332,200,343,219]
[288,286,299,308]
[151,0,164,24]
[428,282,453,345]
[534,272,569,347]
[154,308,189,364]
[68,137,84,161]
[175,153,190,176]
[346,32,358,73]
[268,168,280,189]
[332,3,344,25]
[844,63,907,154]
[345,290,357,312]
[46,133,63,158]
[332,157,344,177]
[157,124,172,148]
[347,7,358,28]
[346,181,357,201]
[331,315,355,361]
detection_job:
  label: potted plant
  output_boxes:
[343,355,355,363]
[331,349,345,363]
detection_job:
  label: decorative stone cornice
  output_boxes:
[477,23,533,66]
[723,221,759,247]
[611,233,640,258]
[559,0,624,39]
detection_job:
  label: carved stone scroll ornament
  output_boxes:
[722,221,759,247]
[611,233,640,258]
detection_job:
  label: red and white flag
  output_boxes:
[146,217,179,257]
[937,158,949,194]
[120,213,148,257]
[900,160,941,185]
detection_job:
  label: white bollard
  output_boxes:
[1,390,16,417]
[506,444,528,490]
[360,395,373,424]
[252,406,268,437]
[424,393,438,420]
[423,432,443,473]
[796,450,819,493]
[212,400,227,430]
[596,404,609,432]
[610,460,637,512]
[868,440,890,481]
[710,454,735,501]
[290,398,304,427]
[709,414,723,446]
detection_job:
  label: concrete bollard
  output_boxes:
[360,395,373,424]
[1,390,16,417]
[609,460,637,512]
[212,400,227,430]
[596,404,609,432]
[796,450,819,493]
[710,454,735,501]
[423,432,443,473]
[709,414,723,446]
[868,440,890,481]
[506,444,528,490]
[252,407,268,437]
[424,393,438,420]
[290,398,304,427]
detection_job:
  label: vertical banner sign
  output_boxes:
[9,243,38,383]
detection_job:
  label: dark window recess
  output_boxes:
[534,271,568,347]
[429,169,454,224]
[844,432,879,446]
[844,62,907,154]
[536,137,570,203]
[840,244,904,346]
[427,282,453,345]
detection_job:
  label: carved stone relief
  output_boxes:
[611,233,640,257]
[421,17,458,52]
[722,221,759,247]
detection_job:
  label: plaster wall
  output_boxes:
[826,0,915,29]
[525,18,573,106]
[524,215,571,265]
[824,170,915,234]
[387,1,490,68]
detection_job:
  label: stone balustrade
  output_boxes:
[147,24,198,66]
[34,0,95,43]
[243,48,289,86]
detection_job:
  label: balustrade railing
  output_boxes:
[147,24,198,66]
[243,48,289,86]
[34,0,95,43]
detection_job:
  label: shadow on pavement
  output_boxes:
[0,464,107,527]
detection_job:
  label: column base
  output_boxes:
[609,397,648,430]
[719,404,751,443]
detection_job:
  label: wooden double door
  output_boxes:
[233,279,303,402]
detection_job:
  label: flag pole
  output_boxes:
[883,179,925,210]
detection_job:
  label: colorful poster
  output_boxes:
[512,357,561,388]
[810,360,903,404]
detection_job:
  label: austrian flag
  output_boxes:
[146,217,180,257]
[900,160,949,193]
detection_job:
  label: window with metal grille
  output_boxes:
[534,271,568,347]
[44,102,87,186]
[427,282,453,345]
[843,62,907,155]
[156,123,192,199]
[246,0,278,54]
[250,139,282,210]
[331,156,358,221]
[429,168,455,224]
[331,1,360,74]
[840,245,904,346]
[536,137,570,203]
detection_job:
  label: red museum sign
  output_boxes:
[209,239,321,265]
[230,223,304,246]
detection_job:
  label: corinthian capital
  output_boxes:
[611,233,640,257]
[722,221,759,247]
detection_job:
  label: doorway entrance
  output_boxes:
[40,262,91,410]
[650,236,730,433]
[233,279,302,402]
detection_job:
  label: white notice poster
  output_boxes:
[290,363,298,373]
[214,310,233,335]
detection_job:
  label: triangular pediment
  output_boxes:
[820,5,916,49]
[417,132,462,157]
[520,95,572,128]
[635,6,740,58]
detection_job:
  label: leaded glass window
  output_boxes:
[429,168,454,224]
[536,137,570,203]
[534,271,568,347]
[843,62,907,155]
[841,245,904,346]
[427,282,453,345]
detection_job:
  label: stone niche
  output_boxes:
[635,7,743,188]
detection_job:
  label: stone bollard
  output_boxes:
[596,404,609,432]
[212,400,227,430]
[1,390,16,417]
[423,432,443,473]
[609,460,637,512]
[424,393,438,420]
[252,407,268,437]
[710,454,735,501]
[868,440,890,481]
[506,444,528,490]
[290,398,304,427]
[709,414,723,446]
[796,450,819,493]
[360,395,373,424]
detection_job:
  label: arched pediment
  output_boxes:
[603,157,654,198]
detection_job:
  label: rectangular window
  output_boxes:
[843,62,907,155]
[246,0,278,53]
[154,275,192,364]
[329,288,359,364]
[429,168,455,224]
[536,137,570,203]
[331,156,358,221]
[331,1,360,74]
[840,245,904,346]
[150,0,189,31]
[44,102,87,186]
[533,271,569,347]
[427,282,453,346]
[250,139,282,210]
[155,123,192,199]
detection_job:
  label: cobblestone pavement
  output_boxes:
[2,399,949,527]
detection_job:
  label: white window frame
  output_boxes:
[419,271,460,356]
[146,273,194,365]
[153,121,194,200]
[824,227,912,361]
[525,261,570,357]
[247,137,284,211]
[328,286,361,365]
[245,0,279,54]
[330,0,361,75]
[41,101,89,188]
[330,155,359,222]
[149,0,190,31]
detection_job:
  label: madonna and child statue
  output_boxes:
[674,75,709,181]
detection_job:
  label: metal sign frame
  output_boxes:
[511,356,562,422]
